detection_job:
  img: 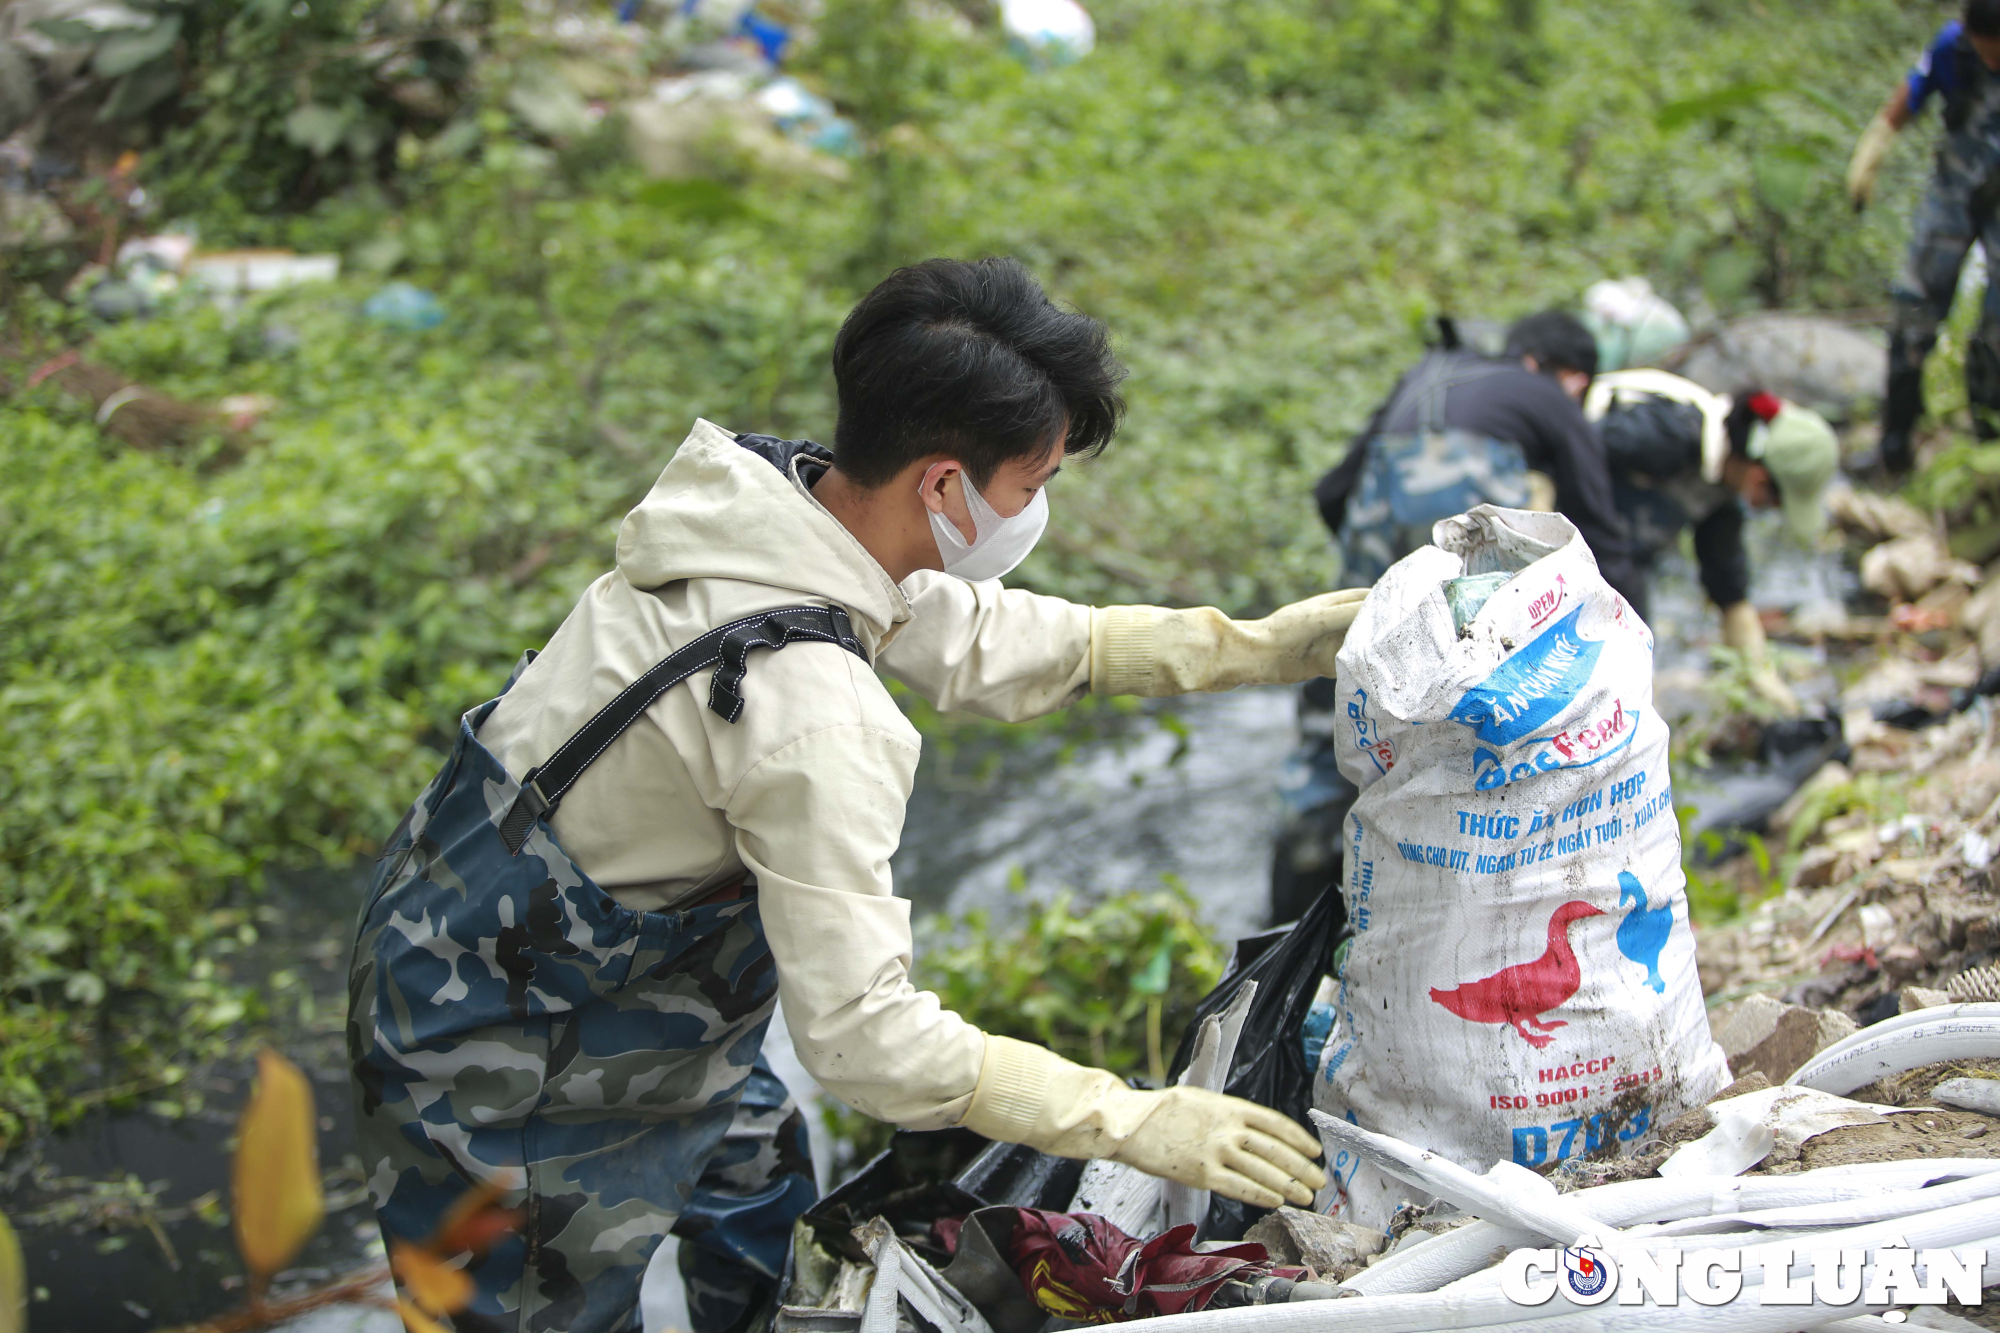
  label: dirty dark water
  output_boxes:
[2,510,1860,1330]
[4,866,391,1333]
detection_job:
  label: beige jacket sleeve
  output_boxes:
[727,720,986,1128]
[876,570,1094,722]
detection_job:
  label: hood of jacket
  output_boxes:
[615,419,911,646]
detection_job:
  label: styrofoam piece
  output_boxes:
[1788,1005,2000,1094]
[1309,1111,1601,1244]
[1164,980,1257,1232]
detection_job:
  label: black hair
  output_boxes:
[829,257,1126,489]
[1969,0,2000,38]
[1502,310,1600,380]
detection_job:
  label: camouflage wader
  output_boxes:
[348,606,866,1333]
[1890,34,2000,460]
[675,1061,816,1333]
[1336,353,1530,585]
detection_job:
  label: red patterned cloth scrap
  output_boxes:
[994,1209,1303,1322]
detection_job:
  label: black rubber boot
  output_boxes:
[1880,332,1925,475]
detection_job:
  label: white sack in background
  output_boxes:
[1314,506,1728,1229]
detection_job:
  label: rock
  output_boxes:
[1861,534,1981,604]
[1242,1207,1382,1280]
[1933,1076,2000,1116]
[1901,985,1954,1012]
[1825,488,1935,545]
[1670,314,1888,421]
[1711,994,1859,1085]
[1965,575,2000,673]
[1881,942,1926,983]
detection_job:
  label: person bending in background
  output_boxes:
[1313,310,1640,607]
[1272,313,1635,925]
[1847,0,2000,473]
[1582,369,1839,715]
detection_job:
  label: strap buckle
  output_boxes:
[498,770,553,855]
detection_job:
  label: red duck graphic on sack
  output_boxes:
[1429,900,1602,1049]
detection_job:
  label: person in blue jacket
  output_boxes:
[1847,0,2000,473]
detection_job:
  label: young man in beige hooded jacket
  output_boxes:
[352,257,1364,1332]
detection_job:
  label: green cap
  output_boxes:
[1750,402,1839,547]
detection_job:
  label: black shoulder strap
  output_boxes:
[498,604,866,854]
[1393,350,1514,435]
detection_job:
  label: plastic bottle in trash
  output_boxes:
[363,282,445,331]
[1001,0,1094,67]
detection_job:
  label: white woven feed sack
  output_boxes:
[1313,506,1727,1229]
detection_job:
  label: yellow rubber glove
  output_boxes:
[1846,112,1897,211]
[1526,470,1558,513]
[1089,588,1370,697]
[960,1036,1326,1209]
[1721,601,1800,716]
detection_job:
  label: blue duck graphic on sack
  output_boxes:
[1614,870,1671,992]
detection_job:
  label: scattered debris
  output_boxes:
[362,282,445,331]
[1580,275,1690,373]
[1000,0,1095,67]
[1827,486,1937,544]
[1861,533,1981,604]
[1240,1207,1381,1281]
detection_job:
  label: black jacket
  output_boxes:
[1315,351,1640,605]
[1595,398,1751,611]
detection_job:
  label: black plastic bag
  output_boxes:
[1166,880,1348,1239]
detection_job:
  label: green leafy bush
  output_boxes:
[917,875,1226,1081]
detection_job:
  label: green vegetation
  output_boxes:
[826,875,1224,1171]
[0,0,1948,1135]
[920,874,1225,1080]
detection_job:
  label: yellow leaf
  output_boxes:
[0,1210,24,1333]
[391,1241,476,1315]
[395,1295,454,1333]
[232,1048,324,1280]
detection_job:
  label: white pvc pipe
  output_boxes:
[1131,1235,2000,1333]
[1630,1169,2000,1238]
[1310,1111,1602,1244]
[1343,1159,2000,1296]
[1441,1195,2000,1301]
[1788,1007,2000,1095]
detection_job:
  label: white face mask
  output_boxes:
[924,463,1050,582]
